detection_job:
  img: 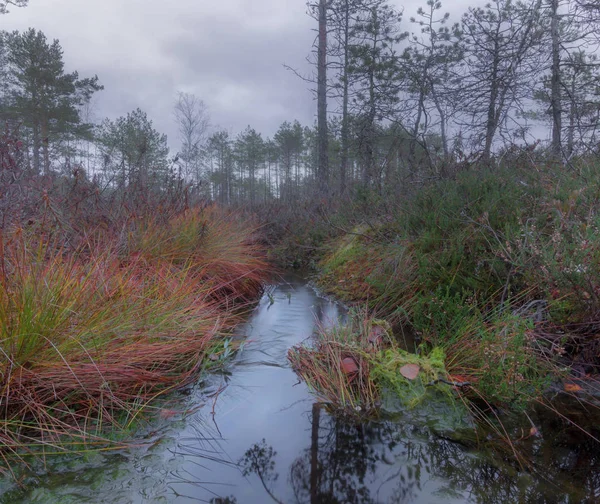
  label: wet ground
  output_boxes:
[1,277,599,503]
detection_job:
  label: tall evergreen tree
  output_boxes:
[316,0,330,196]
[2,28,102,173]
[537,0,596,159]
[97,108,169,192]
[207,130,234,204]
[457,0,543,164]
[403,0,461,171]
[234,126,264,206]
[347,0,406,188]
[329,0,364,195]
[274,121,304,201]
[532,48,600,156]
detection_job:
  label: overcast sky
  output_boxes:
[2,0,473,150]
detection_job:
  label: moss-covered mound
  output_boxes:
[313,164,600,411]
[289,312,471,423]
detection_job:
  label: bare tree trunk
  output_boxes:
[483,36,500,165]
[317,0,329,195]
[275,159,280,199]
[32,118,40,174]
[340,0,350,196]
[267,158,271,203]
[364,35,377,188]
[550,0,562,158]
[431,88,449,161]
[362,6,380,190]
[567,71,576,157]
[225,150,231,204]
[410,88,425,168]
[41,116,50,174]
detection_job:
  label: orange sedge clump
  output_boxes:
[0,206,272,468]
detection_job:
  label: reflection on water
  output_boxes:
[1,276,599,503]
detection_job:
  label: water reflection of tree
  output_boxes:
[289,403,383,503]
[240,439,284,504]
[390,406,600,503]
[239,402,600,504]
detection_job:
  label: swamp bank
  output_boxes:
[2,277,598,503]
[0,205,271,477]
[2,144,600,502]
[273,162,600,481]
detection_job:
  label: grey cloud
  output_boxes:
[4,0,318,148]
[2,0,474,150]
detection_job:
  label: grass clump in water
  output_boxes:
[0,206,270,475]
[289,311,467,418]
[288,313,382,413]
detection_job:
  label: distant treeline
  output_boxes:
[2,0,600,205]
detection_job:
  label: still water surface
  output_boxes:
[1,277,598,503]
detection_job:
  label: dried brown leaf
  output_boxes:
[564,382,582,392]
[399,363,420,380]
[341,357,359,374]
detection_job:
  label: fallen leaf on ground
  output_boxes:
[564,382,582,392]
[341,357,359,374]
[399,363,420,380]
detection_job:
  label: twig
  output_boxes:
[426,378,471,388]
[210,383,227,416]
[209,383,227,438]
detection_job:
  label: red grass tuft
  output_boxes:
[0,206,272,470]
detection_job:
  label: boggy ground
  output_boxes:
[277,160,600,442]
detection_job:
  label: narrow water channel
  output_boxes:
[1,277,599,503]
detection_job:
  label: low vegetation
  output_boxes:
[288,160,600,434]
[288,312,459,415]
[0,205,269,476]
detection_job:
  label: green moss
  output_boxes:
[323,233,364,271]
[309,162,600,410]
[370,346,451,409]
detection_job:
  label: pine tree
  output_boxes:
[403,0,461,171]
[207,130,234,204]
[347,0,406,188]
[2,28,102,173]
[0,0,27,15]
[234,126,264,206]
[98,108,169,192]
[457,0,543,164]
